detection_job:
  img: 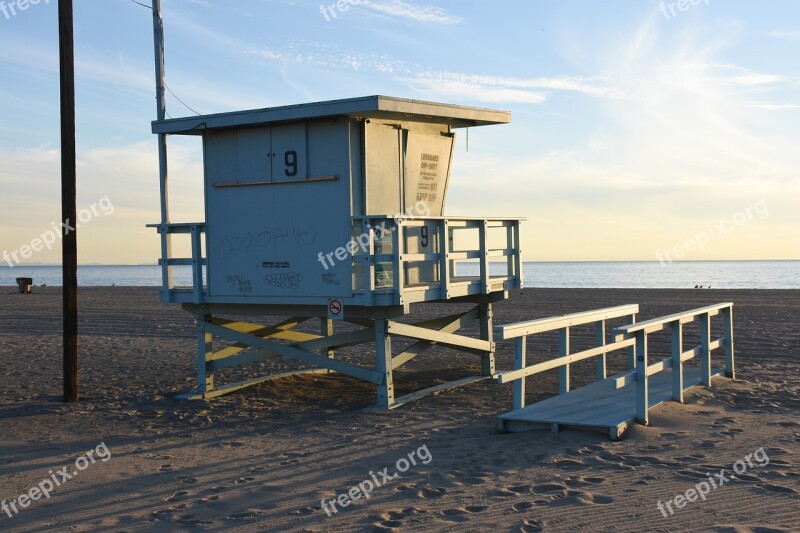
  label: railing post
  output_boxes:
[363,220,375,306]
[722,305,735,379]
[392,218,404,305]
[439,219,450,300]
[636,331,649,425]
[479,220,490,294]
[699,312,712,386]
[595,319,607,380]
[671,320,684,402]
[514,221,523,289]
[190,224,203,303]
[559,327,570,394]
[479,302,495,376]
[626,312,637,369]
[512,336,526,410]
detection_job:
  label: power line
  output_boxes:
[164,81,202,116]
[129,0,151,9]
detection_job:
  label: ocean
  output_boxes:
[1,261,798,289]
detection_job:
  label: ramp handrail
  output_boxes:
[612,302,734,425]
[495,304,640,410]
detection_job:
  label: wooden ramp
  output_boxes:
[497,367,724,440]
[494,303,735,441]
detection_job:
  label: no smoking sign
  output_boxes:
[328,298,344,320]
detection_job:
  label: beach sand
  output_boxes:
[1,287,798,532]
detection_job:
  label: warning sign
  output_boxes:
[328,298,344,320]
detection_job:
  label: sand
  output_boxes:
[0,287,798,532]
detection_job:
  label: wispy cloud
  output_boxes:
[767,30,800,42]
[365,1,463,25]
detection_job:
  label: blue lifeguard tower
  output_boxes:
[149,95,524,407]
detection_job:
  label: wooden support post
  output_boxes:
[722,306,735,379]
[699,312,712,386]
[635,331,649,425]
[59,0,79,403]
[512,336,526,410]
[197,314,214,394]
[559,326,570,394]
[595,319,607,381]
[671,321,684,402]
[626,312,637,370]
[479,302,495,376]
[320,317,334,367]
[375,319,394,408]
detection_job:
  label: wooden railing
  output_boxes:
[352,216,524,305]
[612,303,735,424]
[495,302,735,426]
[495,304,640,410]
[146,222,207,303]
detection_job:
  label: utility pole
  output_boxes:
[152,0,173,293]
[59,0,78,402]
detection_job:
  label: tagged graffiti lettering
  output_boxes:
[226,274,253,294]
[220,226,317,256]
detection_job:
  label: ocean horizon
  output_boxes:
[1,260,798,289]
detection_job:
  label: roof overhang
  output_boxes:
[151,95,511,135]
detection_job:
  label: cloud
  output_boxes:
[364,1,463,25]
[767,30,800,42]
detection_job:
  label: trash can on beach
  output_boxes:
[16,277,33,294]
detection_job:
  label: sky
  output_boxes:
[1,0,798,265]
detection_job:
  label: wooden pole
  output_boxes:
[59,0,78,402]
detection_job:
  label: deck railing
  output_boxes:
[495,304,640,410]
[146,222,207,303]
[149,216,523,306]
[352,216,524,305]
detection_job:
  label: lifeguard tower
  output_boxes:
[149,95,524,407]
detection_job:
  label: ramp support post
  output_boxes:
[479,302,495,376]
[635,331,649,425]
[671,320,684,402]
[722,306,735,379]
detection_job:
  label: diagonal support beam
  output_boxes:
[204,322,382,384]
[392,307,481,369]
[387,319,492,356]
[206,316,318,362]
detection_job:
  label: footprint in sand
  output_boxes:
[508,484,532,494]
[755,483,799,494]
[179,476,198,484]
[417,486,447,499]
[158,464,173,472]
[465,505,487,513]
[531,482,567,494]
[519,517,544,532]
[440,508,470,522]
[512,501,536,512]
[235,477,255,484]
[549,490,614,506]
[165,490,190,502]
